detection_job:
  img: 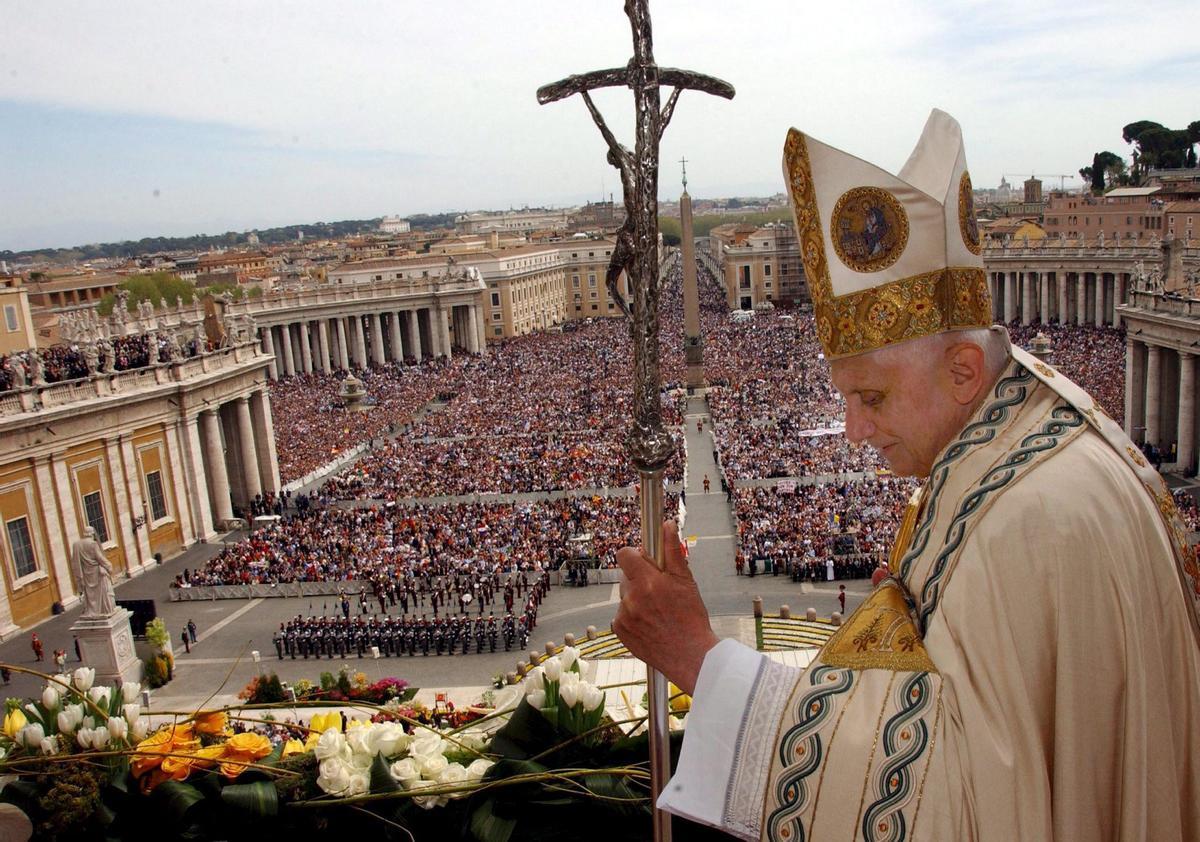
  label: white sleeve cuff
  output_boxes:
[656,638,766,836]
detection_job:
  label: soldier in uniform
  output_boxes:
[273,624,285,659]
[419,618,430,656]
[488,615,498,653]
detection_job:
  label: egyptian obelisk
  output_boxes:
[680,159,704,389]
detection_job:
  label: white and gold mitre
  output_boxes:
[783,108,990,359]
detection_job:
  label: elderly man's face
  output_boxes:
[830,347,961,478]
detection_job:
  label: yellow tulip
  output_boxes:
[2,709,27,740]
[308,712,341,734]
[281,738,306,757]
[668,683,692,714]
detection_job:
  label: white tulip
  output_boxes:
[87,686,110,708]
[39,737,57,756]
[41,687,60,711]
[130,718,149,742]
[121,683,141,704]
[314,729,351,762]
[558,646,580,673]
[580,683,605,713]
[542,658,562,683]
[559,680,580,709]
[89,724,110,749]
[57,711,77,734]
[577,658,595,683]
[527,690,546,710]
[466,758,495,781]
[523,666,544,695]
[75,727,94,750]
[418,752,448,779]
[23,704,39,719]
[106,717,128,741]
[20,724,45,749]
[316,757,352,795]
[122,704,141,724]
[63,704,84,728]
[389,757,422,787]
[48,677,71,697]
[72,668,95,693]
[80,716,96,732]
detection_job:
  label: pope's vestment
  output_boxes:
[661,348,1200,840]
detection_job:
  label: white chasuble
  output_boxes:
[661,352,1200,840]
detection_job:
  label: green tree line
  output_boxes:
[94,271,261,316]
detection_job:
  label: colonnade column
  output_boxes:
[178,416,215,541]
[235,397,262,501]
[1057,274,1068,324]
[250,389,281,495]
[353,316,369,369]
[1020,272,1032,325]
[407,311,422,363]
[369,313,386,365]
[988,274,998,320]
[1145,344,1162,446]
[298,322,313,374]
[1038,274,1049,323]
[474,304,487,355]
[388,311,404,362]
[1076,276,1087,325]
[1179,353,1196,471]
[1004,272,1017,323]
[316,320,331,374]
[261,328,278,380]
[278,325,296,376]
[1094,274,1106,326]
[334,318,349,371]
[199,408,234,526]
[438,306,452,360]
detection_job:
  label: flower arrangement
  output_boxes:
[0,651,697,842]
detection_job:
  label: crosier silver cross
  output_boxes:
[537,3,733,839]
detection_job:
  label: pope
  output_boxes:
[614,110,1200,841]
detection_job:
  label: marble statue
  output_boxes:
[69,528,116,618]
[82,342,99,375]
[5,358,26,389]
[97,337,113,373]
[29,350,46,387]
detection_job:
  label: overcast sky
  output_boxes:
[2,0,1197,252]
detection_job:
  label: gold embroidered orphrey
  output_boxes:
[784,129,992,360]
[830,186,909,273]
[959,171,982,255]
[820,579,936,672]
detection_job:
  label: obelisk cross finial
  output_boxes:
[680,156,688,191]
[537,4,734,841]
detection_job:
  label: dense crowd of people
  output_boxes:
[0,333,184,392]
[175,493,678,588]
[1005,322,1126,428]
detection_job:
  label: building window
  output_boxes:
[82,491,109,544]
[572,276,580,288]
[590,291,598,299]
[3,305,16,332]
[764,264,772,276]
[494,327,502,336]
[492,312,501,321]
[491,292,500,307]
[5,517,36,579]
[145,471,169,521]
[588,274,596,287]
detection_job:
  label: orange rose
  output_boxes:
[131,728,174,778]
[191,711,228,736]
[225,732,271,759]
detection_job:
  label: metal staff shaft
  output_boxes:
[639,467,672,842]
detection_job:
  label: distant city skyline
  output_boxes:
[3,0,1198,252]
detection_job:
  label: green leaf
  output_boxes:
[149,780,206,824]
[369,752,400,794]
[469,797,517,842]
[221,780,279,817]
[487,698,559,760]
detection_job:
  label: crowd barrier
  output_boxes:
[169,580,369,601]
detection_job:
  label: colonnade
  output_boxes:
[259,304,486,380]
[987,270,1131,327]
[1125,338,1197,471]
[182,388,280,529]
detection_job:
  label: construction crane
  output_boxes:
[1003,173,1076,191]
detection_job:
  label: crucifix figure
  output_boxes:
[538,3,733,839]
